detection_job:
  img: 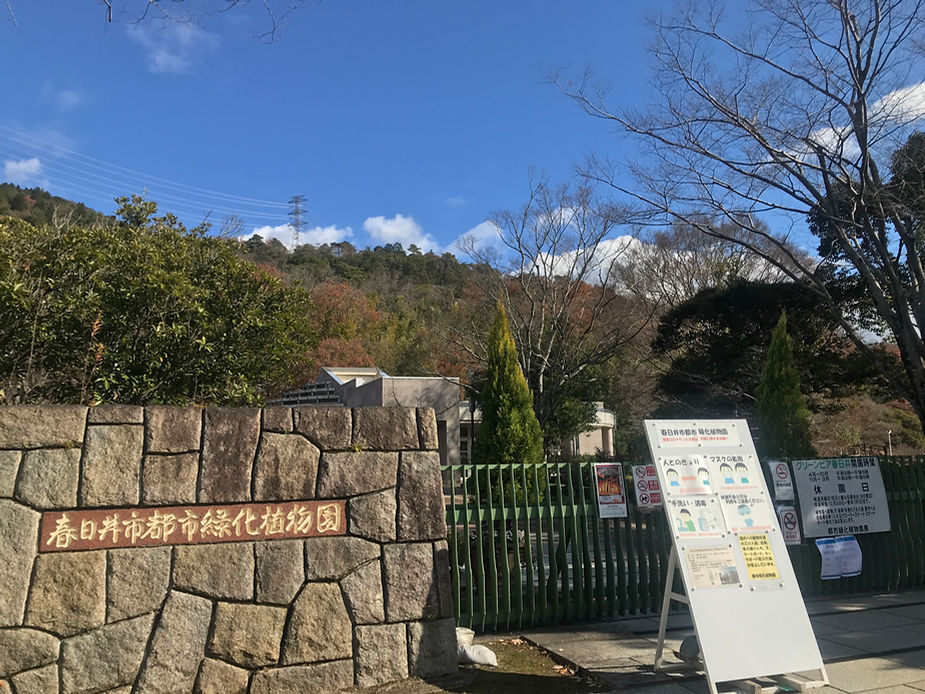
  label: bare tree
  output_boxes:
[616,216,806,308]
[561,0,925,429]
[457,177,653,436]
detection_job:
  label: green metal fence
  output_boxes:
[444,460,672,632]
[444,456,925,633]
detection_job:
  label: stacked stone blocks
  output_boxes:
[0,405,455,693]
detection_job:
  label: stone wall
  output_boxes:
[0,405,456,693]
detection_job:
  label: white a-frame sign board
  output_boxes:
[644,420,827,692]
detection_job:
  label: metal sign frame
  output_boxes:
[645,419,827,693]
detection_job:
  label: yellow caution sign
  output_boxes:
[738,532,779,581]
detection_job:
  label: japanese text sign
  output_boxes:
[40,500,346,552]
[792,457,890,538]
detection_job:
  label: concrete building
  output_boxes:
[277,367,615,467]
[459,400,615,462]
[274,367,462,466]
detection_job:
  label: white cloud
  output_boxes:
[452,220,501,258]
[805,81,925,158]
[445,196,470,209]
[872,81,925,125]
[4,157,42,185]
[536,235,642,282]
[242,223,353,250]
[362,214,440,252]
[302,224,354,246]
[462,220,501,243]
[56,89,81,112]
[127,23,220,74]
[41,84,82,112]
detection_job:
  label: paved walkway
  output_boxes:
[518,590,925,693]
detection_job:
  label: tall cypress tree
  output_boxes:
[755,312,815,458]
[475,301,544,501]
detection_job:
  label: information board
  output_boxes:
[645,419,824,686]
[791,457,890,538]
[593,463,628,518]
[632,464,662,510]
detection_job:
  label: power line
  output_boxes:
[0,121,290,210]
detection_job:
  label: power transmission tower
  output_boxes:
[288,194,307,247]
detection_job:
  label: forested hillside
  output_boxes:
[1,187,919,457]
[0,183,107,228]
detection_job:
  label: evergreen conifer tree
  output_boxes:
[755,312,815,458]
[475,301,544,501]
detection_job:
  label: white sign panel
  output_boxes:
[632,464,663,510]
[792,457,890,537]
[816,536,863,580]
[768,459,794,501]
[645,419,824,686]
[593,463,628,518]
[776,506,802,545]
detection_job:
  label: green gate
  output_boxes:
[445,456,925,633]
[444,460,672,632]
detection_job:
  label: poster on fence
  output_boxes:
[645,419,824,687]
[792,457,890,538]
[593,463,628,518]
[816,536,862,580]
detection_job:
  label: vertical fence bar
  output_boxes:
[625,503,638,614]
[913,461,925,587]
[471,464,487,631]
[590,470,606,619]
[578,463,594,620]
[448,466,462,626]
[533,463,548,626]
[546,463,561,621]
[498,465,511,630]
[518,462,531,628]
[460,464,475,627]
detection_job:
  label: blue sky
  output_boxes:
[0,2,658,255]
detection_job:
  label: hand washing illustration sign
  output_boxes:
[667,497,726,538]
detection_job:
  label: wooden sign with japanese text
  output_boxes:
[645,419,823,686]
[40,500,346,552]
